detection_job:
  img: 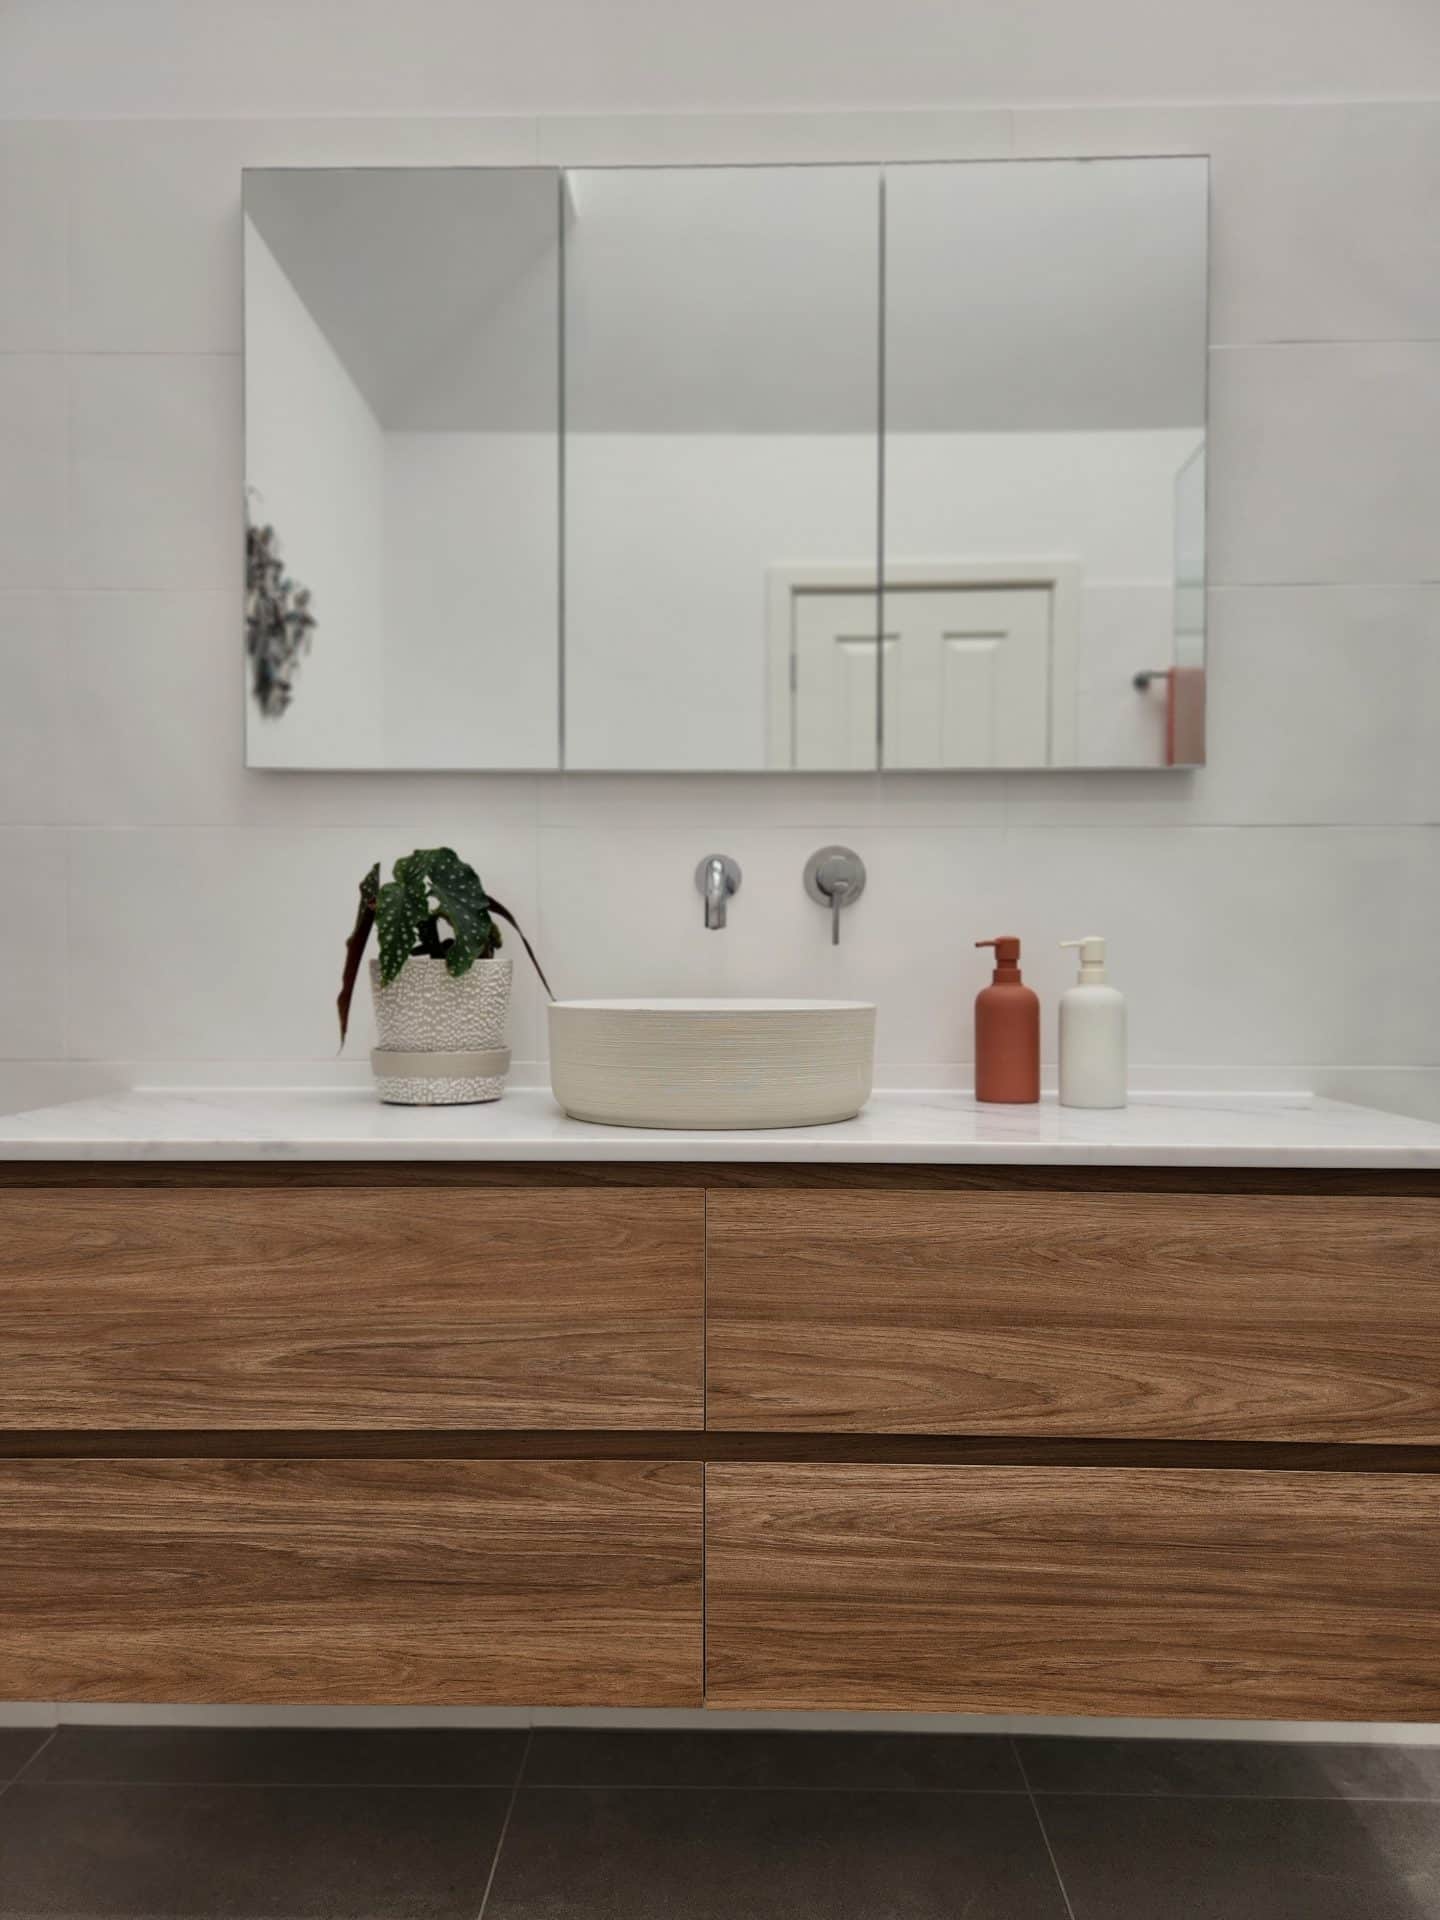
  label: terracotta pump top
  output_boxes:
[976,935,1023,981]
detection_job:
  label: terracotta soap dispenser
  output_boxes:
[974,936,1040,1104]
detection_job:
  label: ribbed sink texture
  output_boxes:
[547,999,876,1130]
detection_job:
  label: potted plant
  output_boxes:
[337,848,552,1106]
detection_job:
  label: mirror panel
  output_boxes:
[244,167,561,769]
[240,157,1207,774]
[562,166,882,771]
[883,158,1209,768]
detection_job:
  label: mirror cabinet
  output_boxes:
[243,158,1207,772]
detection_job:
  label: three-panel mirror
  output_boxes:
[244,157,1208,772]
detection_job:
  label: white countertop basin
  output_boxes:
[0,1086,1438,1166]
[547,997,876,1130]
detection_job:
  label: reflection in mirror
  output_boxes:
[882,158,1208,768]
[562,166,882,771]
[243,168,561,769]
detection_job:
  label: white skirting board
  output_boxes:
[3,1704,1440,1744]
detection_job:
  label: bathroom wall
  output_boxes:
[0,1,1437,1112]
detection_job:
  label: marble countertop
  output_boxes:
[0,1085,1438,1166]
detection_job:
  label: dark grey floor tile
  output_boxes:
[1040,1792,1440,1920]
[525,1727,1025,1791]
[0,1781,510,1919]
[485,1786,1068,1919]
[25,1724,527,1786]
[0,1728,49,1784]
[1020,1735,1440,1801]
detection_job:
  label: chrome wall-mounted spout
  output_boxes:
[695,854,741,930]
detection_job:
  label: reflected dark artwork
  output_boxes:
[246,517,317,718]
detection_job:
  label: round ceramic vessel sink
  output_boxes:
[547,998,876,1130]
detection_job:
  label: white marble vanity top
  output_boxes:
[0,1086,1438,1167]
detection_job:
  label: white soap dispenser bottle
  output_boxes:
[1058,937,1127,1110]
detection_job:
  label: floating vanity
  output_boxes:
[2,1088,1439,1720]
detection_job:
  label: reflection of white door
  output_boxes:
[771,561,1079,770]
[786,580,1065,769]
[793,591,882,770]
[884,586,1051,767]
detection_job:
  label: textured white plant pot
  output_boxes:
[548,998,875,1129]
[369,956,512,1106]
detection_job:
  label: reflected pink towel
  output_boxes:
[1167,667,1206,765]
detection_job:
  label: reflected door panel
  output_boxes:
[792,592,883,772]
[882,587,1052,769]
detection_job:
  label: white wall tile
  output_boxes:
[536,109,1011,166]
[7,1,1440,117]
[63,590,243,825]
[1208,343,1440,586]
[1002,769,1203,831]
[1200,586,1440,825]
[65,117,540,354]
[1207,105,1440,346]
[996,827,1440,1069]
[538,773,1006,829]
[65,827,544,1065]
[67,354,239,589]
[0,123,67,350]
[0,832,67,1058]
[1013,103,1440,346]
[0,354,66,587]
[0,594,64,824]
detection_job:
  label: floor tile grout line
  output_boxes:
[0,1727,60,1801]
[474,1781,1037,1795]
[0,1728,60,1797]
[1015,1787,1440,1803]
[476,1727,532,1920]
[13,1777,532,1792]
[1012,1736,1079,1920]
[9,1773,1440,1801]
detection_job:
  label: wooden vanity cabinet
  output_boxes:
[2,1163,1439,1717]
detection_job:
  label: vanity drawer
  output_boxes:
[706,1189,1440,1440]
[0,1457,702,1704]
[705,1463,1440,1718]
[0,1185,703,1430]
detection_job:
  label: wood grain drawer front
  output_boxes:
[706,1463,1440,1719]
[706,1189,1440,1440]
[0,1187,703,1429]
[0,1458,702,1705]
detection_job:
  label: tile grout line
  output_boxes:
[0,1726,60,1803]
[1012,1736,1079,1920]
[475,1725,532,1920]
[6,1772,1440,1801]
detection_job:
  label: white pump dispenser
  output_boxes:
[1058,937,1127,1110]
